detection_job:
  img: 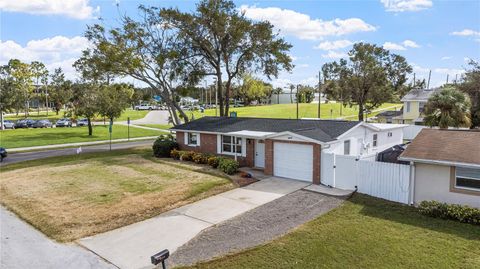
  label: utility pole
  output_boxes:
[413,73,416,87]
[215,81,218,117]
[296,84,299,119]
[317,71,321,119]
[427,70,431,89]
[446,74,449,84]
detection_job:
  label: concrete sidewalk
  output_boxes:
[8,136,160,153]
[78,177,309,269]
[0,207,114,269]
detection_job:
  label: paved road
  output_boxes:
[0,207,115,269]
[130,110,170,125]
[1,140,155,166]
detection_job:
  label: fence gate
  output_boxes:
[321,152,411,204]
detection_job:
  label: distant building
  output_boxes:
[270,92,326,104]
[376,109,403,124]
[393,87,442,124]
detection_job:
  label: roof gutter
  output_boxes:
[398,156,480,169]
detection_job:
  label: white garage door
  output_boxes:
[274,142,313,182]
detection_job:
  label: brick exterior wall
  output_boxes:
[264,139,321,184]
[176,131,254,167]
[176,132,321,183]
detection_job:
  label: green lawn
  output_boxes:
[189,103,401,120]
[0,148,234,241]
[0,124,165,148]
[5,109,149,122]
[184,194,480,269]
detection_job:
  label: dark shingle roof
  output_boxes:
[171,117,360,142]
[401,87,441,102]
[400,129,480,166]
[376,110,403,117]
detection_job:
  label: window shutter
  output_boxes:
[217,134,222,154]
[196,133,201,146]
[184,132,188,145]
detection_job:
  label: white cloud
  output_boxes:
[380,0,433,12]
[321,51,348,59]
[383,42,406,51]
[0,36,91,79]
[411,63,429,73]
[0,0,99,19]
[402,40,420,48]
[271,78,292,89]
[383,40,420,51]
[434,68,465,75]
[314,40,353,50]
[450,29,480,37]
[240,5,376,40]
[296,63,310,68]
[441,56,452,60]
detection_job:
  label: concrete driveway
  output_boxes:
[0,207,114,269]
[130,111,170,125]
[78,177,309,269]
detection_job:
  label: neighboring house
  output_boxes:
[393,87,442,124]
[170,117,404,184]
[376,110,402,124]
[400,129,480,208]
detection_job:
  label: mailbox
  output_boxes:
[151,249,169,268]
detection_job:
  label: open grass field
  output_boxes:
[0,148,235,242]
[189,103,402,120]
[0,124,165,149]
[184,194,480,269]
[4,109,149,122]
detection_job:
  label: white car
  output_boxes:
[134,104,155,110]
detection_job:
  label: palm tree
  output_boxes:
[424,87,471,129]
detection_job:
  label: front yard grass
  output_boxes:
[0,148,235,242]
[0,124,166,149]
[5,108,149,122]
[184,194,480,269]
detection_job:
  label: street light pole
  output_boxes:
[317,71,321,119]
[296,84,299,119]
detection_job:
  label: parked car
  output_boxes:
[134,104,155,110]
[77,118,88,127]
[33,120,53,128]
[56,118,72,127]
[0,147,6,162]
[16,119,36,128]
[1,120,15,129]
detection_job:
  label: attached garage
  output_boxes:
[273,142,313,182]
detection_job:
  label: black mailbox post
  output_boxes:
[151,249,169,269]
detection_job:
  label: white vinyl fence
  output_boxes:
[321,152,411,204]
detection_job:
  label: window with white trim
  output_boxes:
[373,134,378,147]
[406,102,410,112]
[455,167,480,191]
[187,133,198,145]
[222,135,242,154]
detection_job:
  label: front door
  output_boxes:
[255,140,265,168]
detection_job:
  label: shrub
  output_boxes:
[218,157,239,175]
[153,135,178,158]
[193,153,209,164]
[180,151,195,162]
[207,156,220,168]
[418,200,480,225]
[170,149,180,159]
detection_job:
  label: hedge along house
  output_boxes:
[400,129,480,208]
[170,117,405,184]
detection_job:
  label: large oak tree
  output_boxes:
[322,43,412,121]
[161,0,293,116]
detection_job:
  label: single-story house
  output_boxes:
[170,117,405,184]
[400,129,480,208]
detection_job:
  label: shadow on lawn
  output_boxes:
[350,193,480,240]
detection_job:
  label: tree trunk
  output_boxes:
[358,102,364,121]
[0,110,4,130]
[87,118,93,136]
[225,80,231,116]
[217,72,224,117]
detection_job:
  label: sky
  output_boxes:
[1,0,479,89]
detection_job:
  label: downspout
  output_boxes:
[409,161,416,205]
